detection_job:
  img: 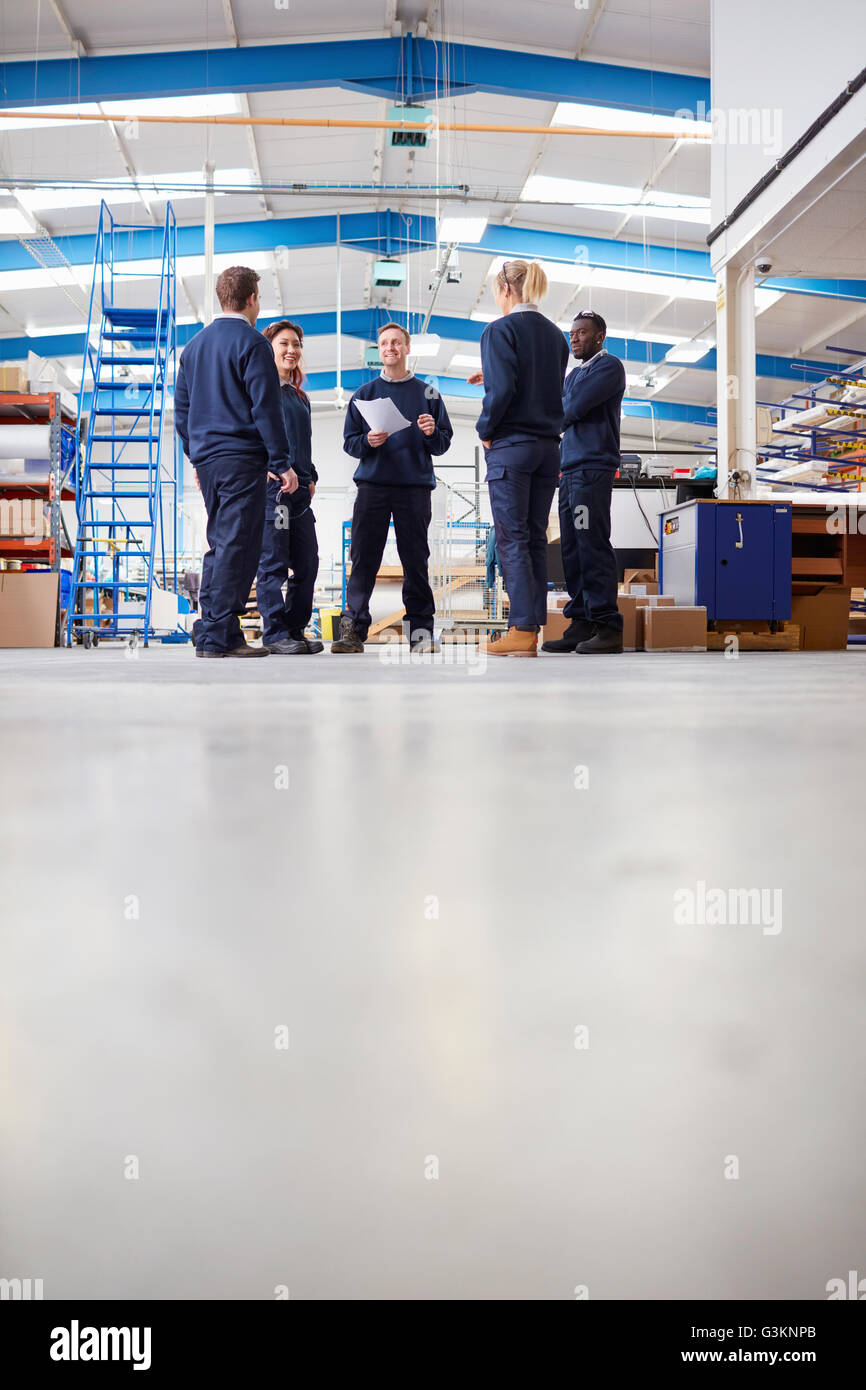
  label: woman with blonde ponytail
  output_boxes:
[472,259,569,657]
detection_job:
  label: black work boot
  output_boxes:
[541,617,594,653]
[331,616,364,653]
[576,625,624,654]
[267,635,324,654]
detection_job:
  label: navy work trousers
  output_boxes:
[344,482,434,641]
[559,464,622,631]
[485,436,560,630]
[257,480,319,644]
[194,455,267,652]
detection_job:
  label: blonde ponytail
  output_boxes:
[498,258,549,305]
[522,261,548,304]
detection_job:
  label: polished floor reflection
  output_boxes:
[1,645,864,1299]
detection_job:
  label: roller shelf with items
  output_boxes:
[0,391,77,646]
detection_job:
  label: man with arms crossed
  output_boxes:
[543,309,626,655]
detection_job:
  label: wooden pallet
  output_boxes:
[706,625,800,651]
[367,573,483,638]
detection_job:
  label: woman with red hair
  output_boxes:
[257,319,323,654]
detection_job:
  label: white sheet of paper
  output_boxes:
[355,395,413,437]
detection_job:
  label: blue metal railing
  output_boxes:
[67,200,181,646]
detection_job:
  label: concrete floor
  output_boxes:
[1,643,864,1301]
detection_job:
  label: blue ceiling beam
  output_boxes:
[300,368,714,422]
[622,400,716,425]
[0,37,709,115]
[2,208,863,302]
[79,367,712,423]
[7,314,850,387]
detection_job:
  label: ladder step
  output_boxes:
[93,407,163,416]
[82,463,157,470]
[89,433,160,442]
[81,490,156,500]
[102,332,165,342]
[103,308,161,326]
[94,382,157,392]
[100,361,159,372]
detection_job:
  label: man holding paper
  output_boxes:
[334,321,453,653]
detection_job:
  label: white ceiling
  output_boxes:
[0,0,863,446]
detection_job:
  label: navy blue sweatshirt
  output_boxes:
[343,375,452,488]
[476,305,569,444]
[279,383,317,485]
[561,351,626,470]
[175,316,289,472]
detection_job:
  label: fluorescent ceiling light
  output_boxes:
[16,169,254,213]
[99,95,242,119]
[0,250,271,295]
[665,339,712,362]
[522,174,711,227]
[409,334,441,358]
[470,310,496,323]
[552,101,712,139]
[490,259,716,301]
[438,215,488,244]
[25,322,89,336]
[450,353,482,370]
[557,321,716,349]
[0,207,35,234]
[0,93,241,133]
[0,266,87,293]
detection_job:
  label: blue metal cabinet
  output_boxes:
[659,500,792,621]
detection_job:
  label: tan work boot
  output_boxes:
[479,626,538,657]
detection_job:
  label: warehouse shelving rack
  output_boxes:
[0,391,77,645]
[66,200,181,647]
[757,361,866,491]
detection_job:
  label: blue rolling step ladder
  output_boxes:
[67,200,183,647]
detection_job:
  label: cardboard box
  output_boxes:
[0,570,59,647]
[643,605,707,651]
[634,594,676,648]
[541,609,570,645]
[622,579,659,596]
[790,585,851,650]
[617,592,638,651]
[0,364,29,392]
[623,563,657,586]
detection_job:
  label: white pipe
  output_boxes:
[203,160,215,325]
[336,211,343,407]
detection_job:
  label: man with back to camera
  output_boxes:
[543,309,627,656]
[174,265,297,658]
[333,321,453,654]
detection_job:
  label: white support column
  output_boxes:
[715,262,757,498]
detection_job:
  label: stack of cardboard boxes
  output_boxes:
[542,560,708,652]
